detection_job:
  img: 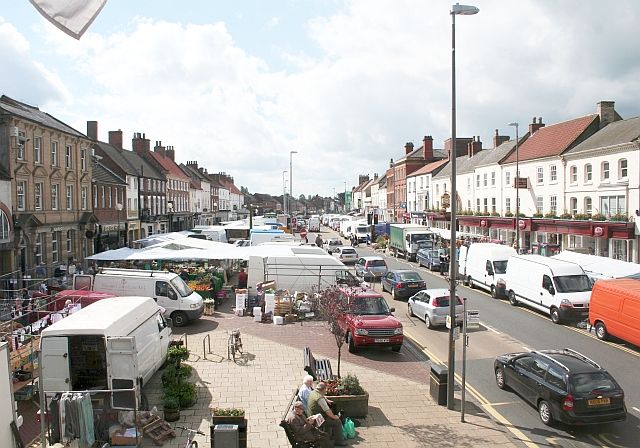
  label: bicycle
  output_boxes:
[227,328,243,361]
[175,425,205,448]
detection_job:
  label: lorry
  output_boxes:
[246,250,361,296]
[459,243,517,298]
[40,297,171,409]
[73,268,204,327]
[338,287,403,353]
[388,224,435,261]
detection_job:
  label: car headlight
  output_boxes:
[355,328,369,335]
[393,327,403,335]
[190,303,199,309]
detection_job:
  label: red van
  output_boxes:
[589,278,640,347]
[338,287,403,353]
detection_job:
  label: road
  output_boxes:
[318,227,640,448]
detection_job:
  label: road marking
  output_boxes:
[482,323,502,334]
[633,406,640,414]
[403,329,540,448]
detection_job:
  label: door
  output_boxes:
[155,280,178,314]
[382,272,394,291]
[541,275,554,308]
[510,355,535,399]
[484,260,494,287]
[73,274,94,291]
[156,313,171,364]
[411,292,427,317]
[517,356,549,405]
[106,336,139,409]
[41,337,71,393]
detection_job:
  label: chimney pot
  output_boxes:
[529,117,546,135]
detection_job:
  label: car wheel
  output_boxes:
[172,311,188,327]
[408,304,414,317]
[495,367,508,390]
[508,291,518,306]
[391,345,401,352]
[425,315,432,329]
[595,321,608,341]
[550,307,561,324]
[538,400,554,426]
[468,276,475,288]
[490,285,497,299]
[347,333,357,353]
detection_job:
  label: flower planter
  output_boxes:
[164,408,180,422]
[211,416,246,427]
[328,392,369,418]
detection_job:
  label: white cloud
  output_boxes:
[4,0,640,197]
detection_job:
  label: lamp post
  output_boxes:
[289,151,298,217]
[448,2,479,411]
[282,170,288,215]
[116,202,123,248]
[508,122,520,252]
[343,181,347,212]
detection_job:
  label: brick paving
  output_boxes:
[142,300,519,448]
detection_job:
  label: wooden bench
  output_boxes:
[280,390,321,448]
[303,346,334,381]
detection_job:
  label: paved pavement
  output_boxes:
[143,298,520,447]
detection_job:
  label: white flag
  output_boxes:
[29,0,107,39]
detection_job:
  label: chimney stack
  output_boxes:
[187,161,199,169]
[404,142,414,155]
[422,135,434,161]
[358,174,370,185]
[492,129,510,148]
[528,117,545,135]
[86,121,98,140]
[132,132,150,154]
[109,130,123,150]
[154,140,165,156]
[597,101,616,129]
[166,146,175,161]
[467,136,483,158]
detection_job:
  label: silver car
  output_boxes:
[407,288,463,329]
[355,256,388,282]
[333,246,358,264]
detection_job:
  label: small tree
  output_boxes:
[317,286,349,378]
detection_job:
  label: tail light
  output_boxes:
[562,394,574,411]
[396,282,404,288]
[432,298,440,307]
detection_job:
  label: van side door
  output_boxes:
[485,260,494,286]
[541,274,554,308]
[155,280,178,315]
[156,313,171,364]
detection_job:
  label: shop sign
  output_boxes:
[441,193,450,209]
[593,226,604,237]
[480,219,487,227]
[513,177,528,189]
[518,219,526,230]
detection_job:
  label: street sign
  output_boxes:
[299,228,308,238]
[466,310,480,330]
[453,326,460,340]
[446,314,452,329]
[291,217,297,228]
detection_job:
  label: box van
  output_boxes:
[459,243,516,298]
[40,297,171,409]
[308,217,321,232]
[589,279,640,346]
[249,229,294,246]
[505,255,592,324]
[73,268,203,327]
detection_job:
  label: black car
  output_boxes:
[494,349,626,426]
[381,270,426,299]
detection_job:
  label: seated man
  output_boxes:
[285,401,332,448]
[298,375,315,411]
[307,382,347,446]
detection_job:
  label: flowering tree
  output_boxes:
[317,286,349,378]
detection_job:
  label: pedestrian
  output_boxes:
[366,233,371,245]
[307,382,347,446]
[285,401,332,448]
[297,375,315,411]
[315,234,323,248]
[237,268,248,289]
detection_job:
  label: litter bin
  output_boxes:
[430,363,448,406]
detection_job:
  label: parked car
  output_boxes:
[332,246,358,264]
[354,256,388,282]
[338,287,403,353]
[381,270,426,300]
[323,237,343,254]
[407,288,463,329]
[494,349,627,426]
[416,248,441,271]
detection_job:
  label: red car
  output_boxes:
[338,287,403,353]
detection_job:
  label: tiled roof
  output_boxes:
[409,158,449,177]
[565,116,640,154]
[146,151,190,180]
[502,115,598,164]
[396,145,447,164]
[0,95,85,138]
[93,162,127,185]
[475,139,520,168]
[95,142,164,180]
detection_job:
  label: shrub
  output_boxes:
[544,212,558,219]
[212,407,245,417]
[574,213,590,220]
[559,213,572,219]
[591,213,606,221]
[325,374,365,396]
[504,211,514,217]
[610,213,628,222]
[533,213,543,218]
[167,345,189,365]
[163,395,180,410]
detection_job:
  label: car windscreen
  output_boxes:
[367,260,386,267]
[411,234,433,243]
[570,372,618,395]
[171,276,194,297]
[493,260,508,274]
[428,250,439,258]
[342,248,357,254]
[329,240,341,246]
[399,272,422,281]
[349,296,390,315]
[553,275,592,293]
[356,226,369,233]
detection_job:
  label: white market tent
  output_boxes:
[552,250,640,279]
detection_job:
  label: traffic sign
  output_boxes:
[291,217,297,228]
[446,315,452,329]
[466,310,480,330]
[299,228,308,238]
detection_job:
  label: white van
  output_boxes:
[459,243,516,298]
[249,229,294,246]
[73,268,203,327]
[308,217,321,232]
[40,297,171,409]
[505,255,592,324]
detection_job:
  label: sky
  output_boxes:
[2,0,640,198]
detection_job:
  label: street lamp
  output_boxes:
[448,2,479,411]
[282,170,288,215]
[116,202,123,248]
[343,181,347,212]
[289,151,298,217]
[508,122,520,252]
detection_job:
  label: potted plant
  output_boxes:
[163,395,180,422]
[591,213,606,221]
[610,213,628,222]
[325,374,369,418]
[574,213,590,220]
[167,345,189,366]
[559,212,572,220]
